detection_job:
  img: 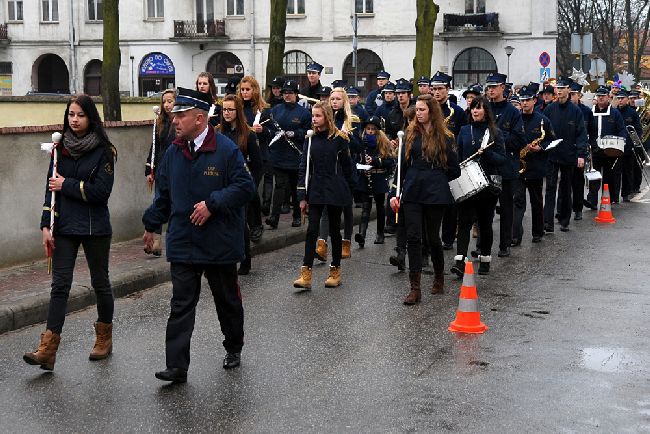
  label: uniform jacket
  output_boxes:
[243,100,272,161]
[491,99,526,180]
[618,105,642,154]
[577,103,598,156]
[266,95,284,107]
[351,104,369,123]
[386,102,415,139]
[396,133,461,205]
[146,117,175,177]
[221,126,263,184]
[441,99,467,139]
[365,88,384,116]
[41,138,115,237]
[297,130,354,206]
[457,122,507,177]
[268,102,311,170]
[375,100,397,125]
[355,135,395,195]
[520,112,555,180]
[142,126,256,264]
[543,100,589,165]
[300,81,322,100]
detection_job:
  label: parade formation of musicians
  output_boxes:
[25,61,649,384]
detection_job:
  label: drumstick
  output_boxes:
[303,130,314,225]
[395,131,404,224]
[149,105,160,194]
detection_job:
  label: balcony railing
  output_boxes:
[0,24,8,40]
[443,13,499,33]
[173,20,226,38]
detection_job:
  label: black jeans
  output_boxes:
[544,162,574,228]
[513,178,544,240]
[305,204,343,267]
[621,153,637,198]
[571,165,585,212]
[271,168,299,219]
[457,190,499,259]
[319,204,354,241]
[498,179,515,250]
[46,235,113,334]
[360,193,385,234]
[403,202,445,274]
[441,204,457,245]
[166,262,243,370]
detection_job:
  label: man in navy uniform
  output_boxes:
[543,77,589,232]
[374,82,397,127]
[569,82,597,219]
[366,70,391,116]
[143,88,256,383]
[536,84,555,112]
[386,78,414,138]
[513,85,555,245]
[347,86,369,122]
[416,76,430,96]
[486,72,526,257]
[300,62,324,101]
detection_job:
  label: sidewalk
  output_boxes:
[0,209,375,334]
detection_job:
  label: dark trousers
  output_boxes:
[403,202,445,274]
[571,166,585,212]
[441,204,457,245]
[457,191,499,258]
[513,178,544,240]
[166,263,243,370]
[47,235,113,334]
[360,193,385,234]
[261,163,274,211]
[319,204,354,241]
[544,162,574,228]
[305,204,343,267]
[271,168,299,219]
[587,155,621,204]
[498,179,515,250]
[247,194,263,229]
[621,153,637,198]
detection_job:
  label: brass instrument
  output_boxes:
[519,119,545,174]
[298,94,320,104]
[444,99,454,125]
[635,88,650,143]
[625,125,650,188]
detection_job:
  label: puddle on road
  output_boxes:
[580,347,639,373]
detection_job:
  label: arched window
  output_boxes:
[32,54,69,94]
[452,47,497,89]
[206,51,244,86]
[139,52,175,97]
[283,50,313,90]
[84,59,102,96]
[342,49,384,97]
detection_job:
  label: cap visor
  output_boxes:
[171,105,195,113]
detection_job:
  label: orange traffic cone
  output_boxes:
[594,183,616,224]
[448,260,488,334]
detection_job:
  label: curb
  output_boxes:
[0,210,376,334]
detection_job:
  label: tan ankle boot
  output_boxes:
[325,265,342,287]
[23,329,61,370]
[431,273,444,294]
[89,322,113,360]
[315,239,328,262]
[403,272,421,305]
[293,266,312,289]
[341,240,351,259]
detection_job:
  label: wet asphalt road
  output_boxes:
[1,190,650,433]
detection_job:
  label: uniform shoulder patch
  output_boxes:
[104,162,114,175]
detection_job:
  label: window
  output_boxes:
[42,0,59,22]
[147,0,164,18]
[84,59,102,96]
[283,50,313,89]
[465,0,485,13]
[286,0,304,15]
[8,0,24,21]
[226,0,244,16]
[0,62,12,74]
[88,0,103,21]
[355,0,373,14]
[452,47,497,89]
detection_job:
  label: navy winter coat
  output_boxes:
[143,127,256,264]
[491,99,526,180]
[397,133,461,205]
[365,88,384,116]
[457,122,507,177]
[544,100,589,165]
[268,102,311,170]
[41,140,115,236]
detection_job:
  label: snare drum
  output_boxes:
[597,135,625,157]
[449,159,489,202]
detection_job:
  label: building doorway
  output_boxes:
[342,49,384,97]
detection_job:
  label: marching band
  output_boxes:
[25,65,650,381]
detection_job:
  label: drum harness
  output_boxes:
[592,104,619,170]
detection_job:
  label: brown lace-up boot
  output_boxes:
[341,240,352,259]
[23,329,61,370]
[324,265,342,287]
[89,322,113,360]
[431,272,444,294]
[403,272,422,305]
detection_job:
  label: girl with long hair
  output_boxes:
[390,94,461,305]
[195,71,221,127]
[145,88,176,256]
[354,116,395,247]
[24,94,117,370]
[218,94,263,275]
[239,75,271,242]
[293,102,354,290]
[451,95,507,277]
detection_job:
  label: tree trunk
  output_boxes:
[102,0,121,121]
[413,0,438,96]
[265,0,288,90]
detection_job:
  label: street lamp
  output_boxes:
[504,45,515,81]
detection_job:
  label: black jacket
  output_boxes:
[544,100,589,165]
[221,125,263,184]
[243,100,272,161]
[146,117,175,177]
[491,99,526,180]
[441,99,466,138]
[520,112,555,180]
[41,139,115,236]
[298,130,354,206]
[386,102,415,139]
[457,122,507,177]
[355,135,395,195]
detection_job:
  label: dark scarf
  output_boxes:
[63,130,102,159]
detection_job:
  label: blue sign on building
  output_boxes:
[140,53,175,76]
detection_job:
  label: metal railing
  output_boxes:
[443,13,499,33]
[173,20,226,38]
[0,24,8,40]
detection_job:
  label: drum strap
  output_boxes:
[592,104,610,138]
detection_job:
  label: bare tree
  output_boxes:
[413,0,439,96]
[102,0,121,121]
[591,0,626,78]
[265,0,288,90]
[624,0,650,80]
